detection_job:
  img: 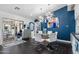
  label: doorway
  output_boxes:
[2,19,24,45]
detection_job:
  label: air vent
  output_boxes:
[14,6,20,10]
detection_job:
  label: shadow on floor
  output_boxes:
[0,40,72,54]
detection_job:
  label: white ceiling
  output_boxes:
[0,4,66,19]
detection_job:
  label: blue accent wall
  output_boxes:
[41,6,75,41]
[54,6,75,41]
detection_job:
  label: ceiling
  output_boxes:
[0,4,66,19]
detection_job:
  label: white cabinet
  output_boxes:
[71,33,79,54]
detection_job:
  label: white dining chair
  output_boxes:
[31,31,35,39]
[35,33,42,42]
[48,31,52,35]
[38,31,42,34]
[49,32,58,42]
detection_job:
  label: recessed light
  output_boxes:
[40,8,42,10]
[48,4,51,6]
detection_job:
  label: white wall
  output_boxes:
[74,4,79,33]
[0,18,3,45]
